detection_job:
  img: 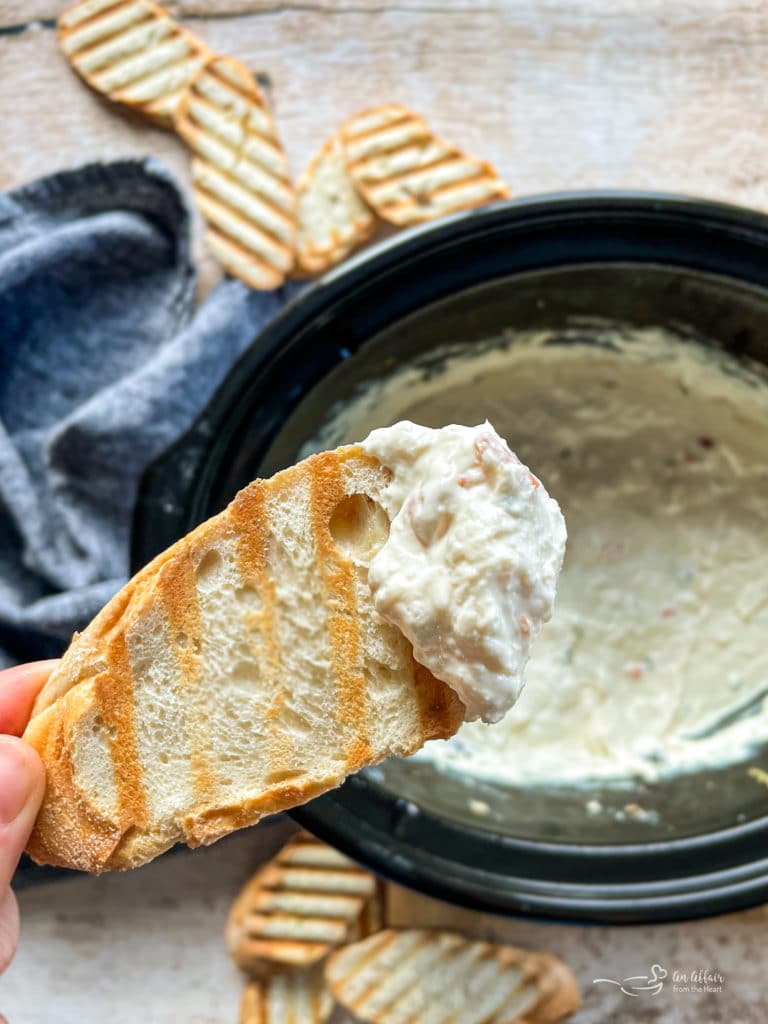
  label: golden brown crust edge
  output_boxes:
[57,0,212,129]
[225,831,384,975]
[325,930,581,1024]
[23,447,464,873]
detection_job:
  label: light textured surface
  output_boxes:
[3,0,768,1020]
[5,2,768,295]
[5,826,768,1023]
[4,820,296,1024]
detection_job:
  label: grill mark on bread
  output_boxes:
[356,148,508,225]
[205,232,287,291]
[356,152,457,188]
[239,965,333,1024]
[262,866,374,895]
[108,42,199,101]
[327,930,410,1008]
[341,105,509,227]
[58,0,210,125]
[228,833,382,974]
[262,471,315,790]
[395,942,487,1022]
[188,84,281,154]
[174,55,296,287]
[206,61,260,107]
[193,191,292,269]
[156,548,214,807]
[96,634,149,836]
[232,482,279,668]
[116,55,206,108]
[182,103,285,178]
[188,132,295,210]
[59,0,132,30]
[309,454,372,769]
[345,116,422,149]
[50,711,92,861]
[59,1,150,55]
[73,17,175,74]
[231,481,293,790]
[33,537,189,719]
[192,161,295,243]
[349,932,438,1015]
[326,930,582,1024]
[342,106,430,162]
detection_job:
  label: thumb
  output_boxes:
[0,738,45,889]
[0,737,45,973]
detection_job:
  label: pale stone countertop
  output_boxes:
[4,819,767,1023]
[3,1,768,1021]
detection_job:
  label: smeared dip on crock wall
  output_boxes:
[362,421,567,723]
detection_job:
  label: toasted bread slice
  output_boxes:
[227,832,383,975]
[341,105,510,226]
[294,133,377,275]
[174,55,297,289]
[23,447,464,873]
[240,966,333,1024]
[58,0,211,126]
[325,929,581,1024]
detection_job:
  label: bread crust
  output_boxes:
[325,929,582,1024]
[57,0,212,127]
[294,132,377,276]
[174,55,297,289]
[226,831,383,975]
[24,446,464,872]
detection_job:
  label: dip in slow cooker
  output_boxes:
[362,420,566,724]
[306,326,768,788]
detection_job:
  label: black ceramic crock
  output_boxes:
[132,193,768,924]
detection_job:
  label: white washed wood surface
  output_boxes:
[2,2,768,1021]
[4,2,768,293]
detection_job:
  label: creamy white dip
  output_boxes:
[361,421,566,723]
[305,326,768,786]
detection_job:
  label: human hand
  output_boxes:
[0,661,56,976]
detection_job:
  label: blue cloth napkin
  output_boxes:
[0,158,287,667]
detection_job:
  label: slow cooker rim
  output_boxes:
[211,186,768,401]
[132,189,768,923]
[293,799,768,924]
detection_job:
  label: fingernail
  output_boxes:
[0,741,35,824]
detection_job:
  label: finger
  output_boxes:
[0,737,45,893]
[0,661,58,737]
[0,886,19,975]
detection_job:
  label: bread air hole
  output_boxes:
[329,493,389,564]
[266,767,306,786]
[196,548,223,584]
[234,585,260,610]
[90,713,116,741]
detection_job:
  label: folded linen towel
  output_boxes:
[0,158,287,667]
